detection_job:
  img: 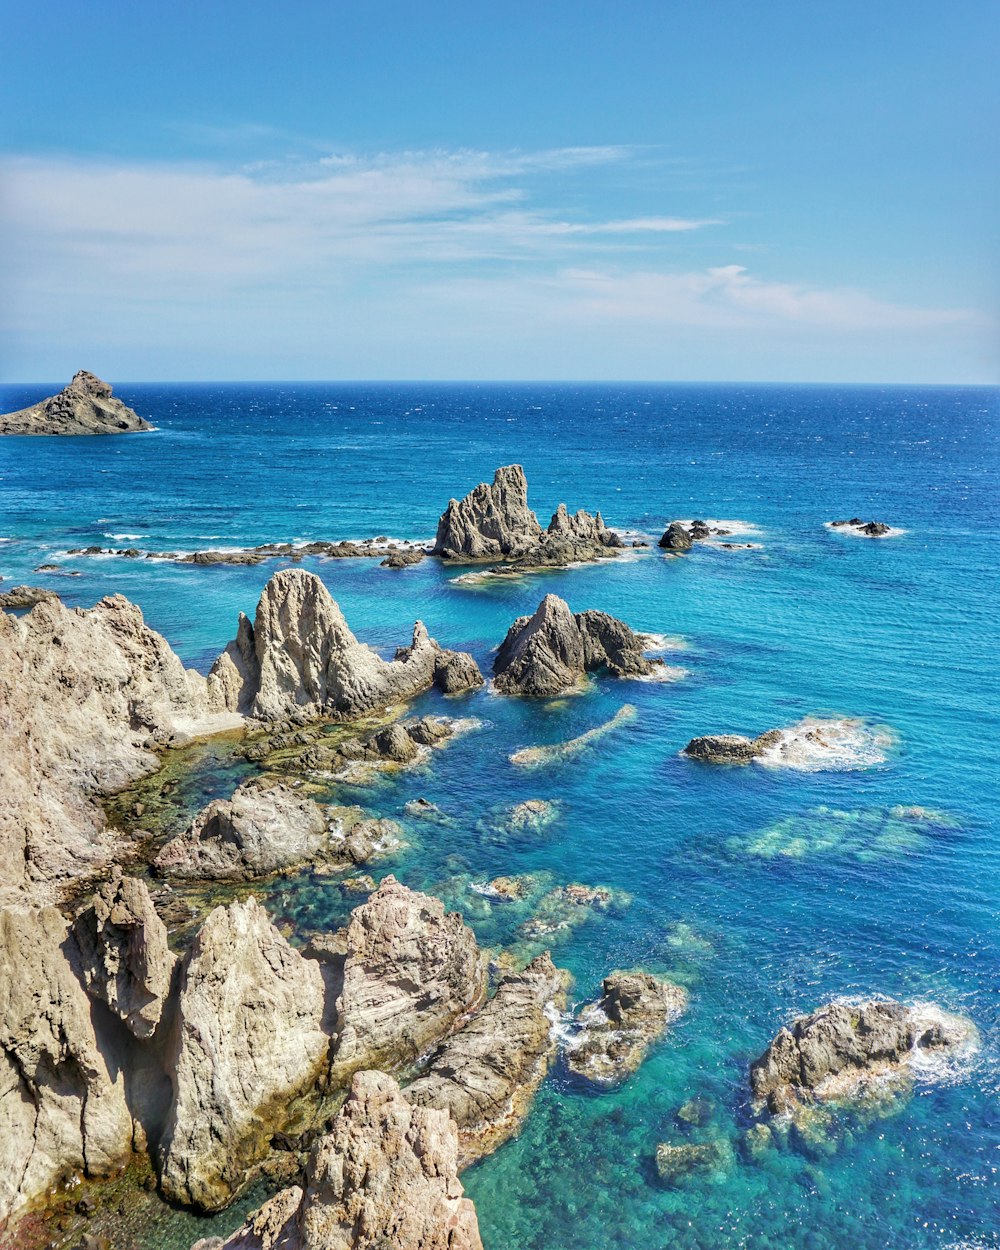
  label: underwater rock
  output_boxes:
[329,877,487,1087]
[70,871,176,1039]
[0,371,153,436]
[433,464,621,566]
[209,1070,483,1250]
[471,875,537,901]
[403,797,451,823]
[517,882,628,947]
[493,594,657,696]
[154,779,328,881]
[509,703,638,768]
[0,584,60,609]
[566,970,687,1086]
[0,906,133,1225]
[406,952,570,1166]
[750,998,977,1115]
[654,1137,733,1183]
[506,799,559,833]
[683,730,784,764]
[0,590,240,907]
[159,897,330,1212]
[732,803,958,862]
[210,569,479,722]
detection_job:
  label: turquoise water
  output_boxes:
[2,382,998,1249]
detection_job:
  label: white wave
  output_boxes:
[544,999,582,1048]
[907,1001,980,1085]
[754,717,894,772]
[824,521,908,538]
[635,664,689,683]
[674,517,763,537]
[103,532,148,541]
[640,632,688,653]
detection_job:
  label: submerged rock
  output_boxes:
[159,897,330,1211]
[493,594,657,696]
[750,998,977,1115]
[211,1070,483,1250]
[566,971,687,1086]
[509,703,638,768]
[0,371,153,436]
[655,1137,733,1183]
[154,779,328,880]
[406,953,569,1166]
[209,569,481,722]
[329,876,488,1087]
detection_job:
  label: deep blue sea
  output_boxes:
[2,382,999,1250]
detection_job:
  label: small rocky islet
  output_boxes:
[0,457,943,1250]
[0,371,153,436]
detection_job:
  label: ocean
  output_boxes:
[1,381,998,1249]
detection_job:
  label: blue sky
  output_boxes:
[1,1,996,382]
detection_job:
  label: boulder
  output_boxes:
[493,594,656,696]
[433,649,485,695]
[566,971,687,1086]
[682,730,784,764]
[655,1138,733,1183]
[0,371,154,436]
[750,998,977,1114]
[70,871,176,1038]
[158,897,330,1211]
[658,522,693,552]
[154,779,328,881]
[329,877,487,1086]
[406,953,569,1165]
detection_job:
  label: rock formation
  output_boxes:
[750,998,977,1114]
[0,585,60,609]
[406,953,569,1166]
[204,1070,483,1250]
[70,871,176,1038]
[209,569,482,722]
[0,593,239,908]
[329,877,487,1087]
[830,518,893,537]
[658,519,733,551]
[158,897,330,1211]
[0,906,133,1226]
[493,594,657,696]
[0,371,153,436]
[682,730,785,764]
[154,780,328,881]
[566,971,687,1086]
[433,464,622,566]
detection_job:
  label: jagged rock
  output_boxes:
[750,999,977,1114]
[70,872,176,1038]
[330,816,404,868]
[0,907,133,1225]
[682,730,784,764]
[209,1070,483,1250]
[406,953,569,1166]
[154,779,329,881]
[209,569,479,722]
[433,649,485,695]
[658,522,694,552]
[0,585,60,609]
[329,877,487,1087]
[566,971,687,1086]
[493,594,656,696]
[0,593,239,907]
[0,371,153,436]
[380,549,425,569]
[159,897,330,1211]
[830,518,892,537]
[433,464,621,566]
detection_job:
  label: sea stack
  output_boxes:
[0,371,153,435]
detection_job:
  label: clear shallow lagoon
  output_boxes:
[2,382,998,1249]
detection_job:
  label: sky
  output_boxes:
[1,1,997,383]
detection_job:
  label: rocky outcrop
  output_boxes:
[433,464,622,566]
[158,897,330,1211]
[493,594,657,696]
[566,971,687,1086]
[682,730,784,764]
[406,953,569,1166]
[70,871,176,1039]
[750,999,977,1114]
[0,906,133,1226]
[329,877,487,1087]
[658,519,733,551]
[207,1071,483,1250]
[0,371,153,436]
[830,518,892,537]
[0,585,60,609]
[209,569,481,722]
[0,593,239,907]
[154,780,328,881]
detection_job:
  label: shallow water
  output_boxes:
[2,381,998,1249]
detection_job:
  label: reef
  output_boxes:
[0,371,153,436]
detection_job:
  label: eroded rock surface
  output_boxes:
[0,585,60,609]
[493,594,656,696]
[682,730,784,764]
[0,371,153,436]
[159,897,330,1211]
[329,877,487,1086]
[566,970,688,1086]
[406,953,569,1166]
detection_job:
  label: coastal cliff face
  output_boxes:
[0,371,153,436]
[210,568,482,721]
[0,594,239,908]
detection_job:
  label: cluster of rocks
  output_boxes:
[658,519,734,552]
[829,518,892,537]
[493,593,659,696]
[0,371,153,436]
[67,538,429,568]
[433,464,623,566]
